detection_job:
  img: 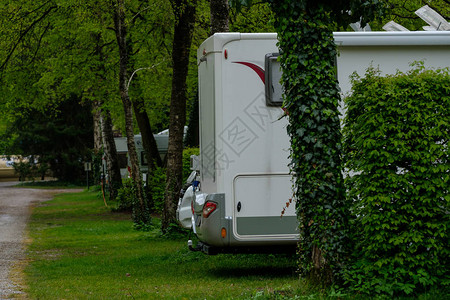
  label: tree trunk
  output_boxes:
[210,0,229,35]
[125,28,162,172]
[112,0,149,225]
[183,0,229,149]
[92,31,122,199]
[270,1,346,285]
[162,0,196,232]
[100,109,122,200]
[92,100,103,153]
[132,98,162,170]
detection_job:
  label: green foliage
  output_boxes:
[0,0,174,138]
[15,180,83,188]
[184,94,199,148]
[370,0,450,31]
[342,65,450,296]
[3,94,93,182]
[231,0,387,29]
[229,3,275,32]
[147,166,166,214]
[115,178,136,212]
[182,147,199,182]
[117,145,197,225]
[12,160,50,181]
[159,222,191,239]
[116,178,153,231]
[147,148,199,215]
[12,161,35,181]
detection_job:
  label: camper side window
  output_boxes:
[265,53,284,107]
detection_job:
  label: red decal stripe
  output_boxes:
[233,62,265,84]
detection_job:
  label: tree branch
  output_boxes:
[130,5,154,23]
[0,4,57,72]
[29,21,51,65]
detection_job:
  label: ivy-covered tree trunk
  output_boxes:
[162,0,196,232]
[269,2,347,285]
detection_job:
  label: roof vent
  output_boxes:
[415,5,450,31]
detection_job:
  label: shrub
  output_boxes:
[13,160,35,181]
[342,65,449,296]
[147,147,199,215]
[182,147,199,182]
[115,178,135,212]
[147,166,166,214]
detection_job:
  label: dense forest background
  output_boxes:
[0,0,447,157]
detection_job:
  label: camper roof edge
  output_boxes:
[334,31,450,46]
[197,33,279,63]
[197,32,450,57]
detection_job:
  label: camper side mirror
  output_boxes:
[265,53,284,107]
[190,155,200,172]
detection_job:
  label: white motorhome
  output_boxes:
[177,31,450,254]
[114,133,168,178]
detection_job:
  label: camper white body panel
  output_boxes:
[198,33,297,245]
[184,31,450,253]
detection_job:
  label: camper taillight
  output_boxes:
[202,201,217,218]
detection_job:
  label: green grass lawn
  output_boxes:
[24,190,301,299]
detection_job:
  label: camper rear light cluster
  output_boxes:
[202,201,217,218]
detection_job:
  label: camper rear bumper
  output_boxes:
[194,193,231,248]
[193,193,298,254]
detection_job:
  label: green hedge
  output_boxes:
[148,147,199,215]
[182,147,199,182]
[342,65,449,296]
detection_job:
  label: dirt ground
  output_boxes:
[0,181,82,299]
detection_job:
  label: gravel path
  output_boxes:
[0,182,82,299]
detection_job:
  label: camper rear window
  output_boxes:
[141,152,148,166]
[118,153,128,169]
[265,53,283,106]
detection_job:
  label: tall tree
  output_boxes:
[125,2,168,170]
[184,0,229,148]
[271,0,384,285]
[111,0,150,226]
[162,0,197,232]
[90,30,123,200]
[133,97,163,169]
[231,0,385,285]
[101,108,123,199]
